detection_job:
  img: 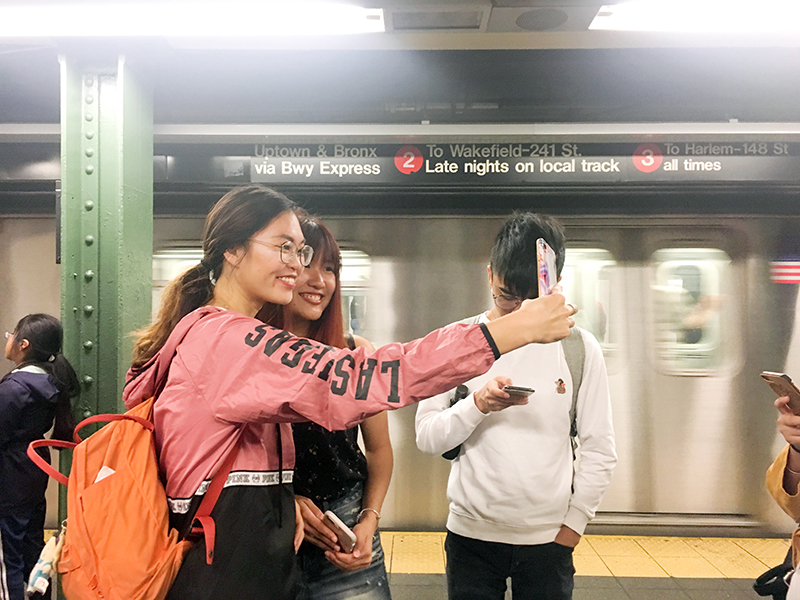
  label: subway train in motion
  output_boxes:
[148,209,800,536]
[3,132,800,537]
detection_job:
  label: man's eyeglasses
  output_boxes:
[492,292,525,311]
[249,239,314,267]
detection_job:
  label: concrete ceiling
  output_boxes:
[1,0,799,126]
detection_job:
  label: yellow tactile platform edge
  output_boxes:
[378,533,790,578]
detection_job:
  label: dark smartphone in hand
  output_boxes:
[503,385,535,397]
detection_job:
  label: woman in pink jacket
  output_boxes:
[123,184,576,600]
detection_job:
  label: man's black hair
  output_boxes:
[489,212,566,300]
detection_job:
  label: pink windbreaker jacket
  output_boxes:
[122,306,500,512]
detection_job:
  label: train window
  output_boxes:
[650,248,729,371]
[152,247,372,337]
[340,249,371,337]
[561,248,616,348]
[152,248,204,317]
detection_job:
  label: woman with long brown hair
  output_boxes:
[123,184,576,600]
[261,217,392,600]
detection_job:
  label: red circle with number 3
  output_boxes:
[395,146,423,174]
[633,143,663,173]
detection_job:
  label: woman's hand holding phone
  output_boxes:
[774,396,800,493]
[485,286,576,354]
[294,496,340,552]
[325,514,376,572]
[775,396,800,450]
[294,497,376,572]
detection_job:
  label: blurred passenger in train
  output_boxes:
[123,185,577,600]
[1,314,79,600]
[681,294,722,344]
[260,216,392,600]
[653,284,722,345]
[767,395,800,566]
[415,213,617,600]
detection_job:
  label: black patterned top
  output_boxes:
[291,334,369,506]
[291,423,368,506]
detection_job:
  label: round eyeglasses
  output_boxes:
[249,239,314,267]
[492,292,524,311]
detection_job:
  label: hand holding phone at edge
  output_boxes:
[295,495,340,552]
[776,396,800,449]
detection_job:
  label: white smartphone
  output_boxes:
[322,510,357,553]
[537,238,557,296]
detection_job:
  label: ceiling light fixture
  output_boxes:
[0,1,385,38]
[590,0,800,34]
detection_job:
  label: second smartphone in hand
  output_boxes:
[761,371,800,415]
[322,510,357,553]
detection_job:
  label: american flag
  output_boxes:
[770,261,800,284]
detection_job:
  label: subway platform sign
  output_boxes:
[247,141,800,185]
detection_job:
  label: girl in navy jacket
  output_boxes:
[0,314,78,600]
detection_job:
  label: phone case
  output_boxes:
[537,238,557,296]
[322,510,357,553]
[761,371,800,415]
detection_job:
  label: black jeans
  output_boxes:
[445,531,575,600]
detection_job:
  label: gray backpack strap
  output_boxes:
[441,313,484,460]
[561,328,585,453]
[460,314,484,326]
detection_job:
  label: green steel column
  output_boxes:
[60,54,153,421]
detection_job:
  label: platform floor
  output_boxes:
[382,532,786,600]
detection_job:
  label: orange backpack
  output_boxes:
[27,310,239,600]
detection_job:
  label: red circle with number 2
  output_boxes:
[395,146,423,174]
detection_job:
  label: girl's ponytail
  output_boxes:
[130,262,214,369]
[50,353,79,441]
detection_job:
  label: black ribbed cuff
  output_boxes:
[478,322,501,360]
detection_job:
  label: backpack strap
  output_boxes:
[26,439,76,486]
[190,434,242,565]
[345,333,356,350]
[441,314,485,460]
[147,307,241,565]
[560,327,585,455]
[72,413,153,444]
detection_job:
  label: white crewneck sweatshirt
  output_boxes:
[416,317,617,545]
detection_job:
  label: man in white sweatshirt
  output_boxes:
[415,213,617,600]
